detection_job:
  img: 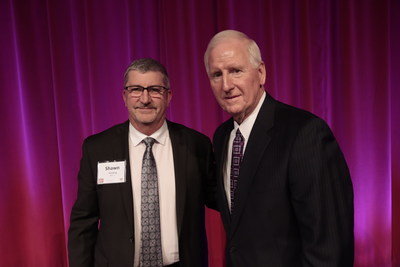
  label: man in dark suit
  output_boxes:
[204,30,354,266]
[68,58,216,267]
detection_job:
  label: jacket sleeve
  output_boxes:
[289,117,354,266]
[204,138,218,211]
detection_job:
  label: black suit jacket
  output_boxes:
[68,120,216,267]
[213,93,354,267]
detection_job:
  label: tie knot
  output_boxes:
[143,137,156,148]
[235,129,244,141]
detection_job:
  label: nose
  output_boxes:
[222,75,234,92]
[139,89,151,104]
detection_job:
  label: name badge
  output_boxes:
[97,161,126,184]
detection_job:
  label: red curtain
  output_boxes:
[0,0,399,266]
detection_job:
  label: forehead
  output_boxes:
[208,39,250,67]
[126,70,164,85]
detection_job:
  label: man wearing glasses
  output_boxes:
[68,58,216,267]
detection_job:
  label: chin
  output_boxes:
[140,118,157,125]
[134,115,157,124]
[225,106,243,116]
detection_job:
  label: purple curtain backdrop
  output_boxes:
[0,0,399,266]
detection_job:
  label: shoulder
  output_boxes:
[274,97,316,120]
[83,121,129,146]
[167,120,212,144]
[267,100,338,152]
[271,98,330,132]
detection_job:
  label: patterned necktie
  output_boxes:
[140,137,163,267]
[230,129,245,212]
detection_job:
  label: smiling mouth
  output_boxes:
[225,95,240,100]
[136,105,154,109]
[136,107,155,112]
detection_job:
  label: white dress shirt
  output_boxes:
[224,92,266,211]
[129,121,179,266]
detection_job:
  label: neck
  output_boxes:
[129,119,165,136]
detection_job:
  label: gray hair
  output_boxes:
[204,30,262,75]
[124,58,170,88]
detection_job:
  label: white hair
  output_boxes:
[204,30,262,75]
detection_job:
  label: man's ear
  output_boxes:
[258,61,266,86]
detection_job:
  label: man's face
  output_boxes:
[206,39,266,123]
[123,70,171,134]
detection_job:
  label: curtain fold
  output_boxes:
[0,0,398,266]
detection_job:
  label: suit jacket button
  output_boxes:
[230,246,236,253]
[129,237,133,243]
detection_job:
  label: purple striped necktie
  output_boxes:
[230,129,245,212]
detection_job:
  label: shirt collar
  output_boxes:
[234,91,266,141]
[129,121,169,147]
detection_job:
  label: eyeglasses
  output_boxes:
[124,85,169,97]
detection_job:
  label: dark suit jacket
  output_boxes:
[68,120,216,267]
[213,93,354,267]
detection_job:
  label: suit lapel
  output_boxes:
[167,121,187,236]
[216,121,234,230]
[230,95,275,236]
[118,121,134,235]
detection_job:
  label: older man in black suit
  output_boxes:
[204,30,354,266]
[68,58,216,267]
